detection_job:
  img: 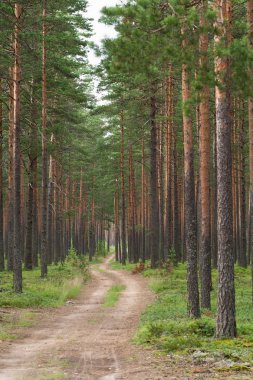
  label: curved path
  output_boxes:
[0,257,170,380]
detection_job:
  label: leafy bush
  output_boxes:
[66,247,88,276]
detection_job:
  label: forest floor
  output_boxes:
[0,256,252,380]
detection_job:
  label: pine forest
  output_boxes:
[1,0,253,378]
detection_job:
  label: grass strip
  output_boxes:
[103,284,126,307]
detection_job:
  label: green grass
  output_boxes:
[37,373,66,380]
[89,255,104,264]
[109,259,137,271]
[0,309,36,342]
[0,255,88,308]
[0,329,16,340]
[134,263,253,365]
[0,253,89,342]
[103,284,126,307]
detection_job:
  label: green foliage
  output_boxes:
[103,284,126,308]
[135,265,253,363]
[65,247,89,276]
[95,240,107,257]
[168,248,177,266]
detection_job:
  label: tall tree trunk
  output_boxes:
[7,66,14,271]
[182,33,200,318]
[0,80,4,271]
[215,0,236,337]
[114,179,119,261]
[13,3,22,293]
[141,139,146,262]
[20,157,25,260]
[212,121,218,268]
[172,100,180,261]
[32,145,39,267]
[158,121,165,261]
[130,146,138,262]
[89,173,96,261]
[47,134,55,263]
[120,109,127,265]
[164,68,173,258]
[65,175,71,254]
[247,0,253,304]
[41,0,48,277]
[238,101,247,267]
[127,150,133,262]
[199,0,211,309]
[25,78,37,270]
[150,94,160,268]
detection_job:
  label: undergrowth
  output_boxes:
[0,249,89,308]
[0,249,89,342]
[135,263,253,365]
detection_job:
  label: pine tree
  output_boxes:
[214,0,236,338]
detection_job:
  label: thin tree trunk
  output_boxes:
[25,78,37,270]
[120,109,127,265]
[212,120,218,268]
[172,98,180,261]
[164,68,173,258]
[238,101,247,267]
[41,0,48,277]
[182,32,200,318]
[13,3,22,293]
[199,0,211,309]
[158,121,165,262]
[32,145,39,267]
[114,181,119,260]
[89,172,96,261]
[247,0,253,304]
[47,137,55,263]
[130,146,138,262]
[0,80,4,271]
[7,66,14,271]
[150,94,160,268]
[141,139,146,262]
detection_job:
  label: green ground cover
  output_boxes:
[134,263,253,368]
[0,252,89,308]
[103,284,126,307]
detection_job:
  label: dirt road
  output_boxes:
[0,257,172,380]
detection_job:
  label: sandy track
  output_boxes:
[0,257,171,380]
